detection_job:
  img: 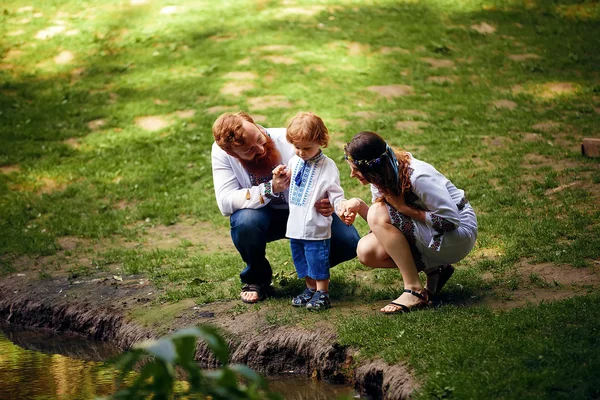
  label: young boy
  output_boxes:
[273,112,345,310]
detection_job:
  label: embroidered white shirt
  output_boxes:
[286,151,345,240]
[371,154,466,250]
[211,128,293,216]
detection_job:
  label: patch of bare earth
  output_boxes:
[220,81,255,97]
[87,118,106,130]
[420,57,455,69]
[517,132,542,142]
[8,220,233,280]
[395,121,429,133]
[252,115,267,123]
[254,45,296,53]
[353,111,379,119]
[481,260,600,310]
[36,177,66,195]
[173,109,195,119]
[63,138,80,149]
[493,99,518,110]
[135,116,169,132]
[538,82,578,99]
[346,42,370,56]
[426,76,457,84]
[367,85,414,99]
[261,55,295,65]
[3,49,23,60]
[278,6,326,16]
[508,53,540,61]
[223,72,258,80]
[54,50,74,64]
[35,26,66,40]
[140,220,234,252]
[0,165,20,174]
[247,95,293,111]
[483,136,513,148]
[133,110,195,132]
[471,22,496,34]
[205,105,240,114]
[380,46,410,55]
[532,121,561,132]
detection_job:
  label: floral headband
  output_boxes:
[344,143,400,180]
[343,144,386,166]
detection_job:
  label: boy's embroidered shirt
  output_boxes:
[286,152,345,240]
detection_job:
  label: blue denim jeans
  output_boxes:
[290,238,331,280]
[230,207,360,285]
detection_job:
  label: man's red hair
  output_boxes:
[212,111,256,154]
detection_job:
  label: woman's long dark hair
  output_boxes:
[344,131,412,198]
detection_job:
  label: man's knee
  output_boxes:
[230,209,268,234]
[230,209,270,250]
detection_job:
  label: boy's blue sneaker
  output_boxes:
[306,290,331,311]
[292,288,316,307]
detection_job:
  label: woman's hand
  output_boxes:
[385,193,426,223]
[385,192,406,212]
[272,165,290,193]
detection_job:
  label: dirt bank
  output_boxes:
[0,271,417,400]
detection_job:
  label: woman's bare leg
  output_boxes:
[356,233,397,269]
[367,203,425,311]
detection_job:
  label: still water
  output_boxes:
[0,324,356,399]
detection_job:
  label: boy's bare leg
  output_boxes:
[316,279,329,292]
[305,276,317,290]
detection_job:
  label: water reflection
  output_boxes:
[0,324,357,399]
[270,376,357,400]
[0,324,118,400]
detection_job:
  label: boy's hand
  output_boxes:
[272,165,290,193]
[338,199,361,226]
[342,211,356,226]
[272,165,288,176]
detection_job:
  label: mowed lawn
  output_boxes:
[1,0,599,398]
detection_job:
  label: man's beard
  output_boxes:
[238,135,282,176]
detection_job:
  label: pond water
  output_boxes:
[0,324,357,399]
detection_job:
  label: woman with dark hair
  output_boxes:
[338,131,477,314]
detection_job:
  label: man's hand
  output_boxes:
[272,165,290,193]
[314,197,334,217]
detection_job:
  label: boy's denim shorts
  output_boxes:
[290,238,331,280]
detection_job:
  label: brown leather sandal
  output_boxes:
[240,283,268,304]
[381,289,429,314]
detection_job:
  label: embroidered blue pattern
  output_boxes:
[289,152,324,207]
[249,172,286,205]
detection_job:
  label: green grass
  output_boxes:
[337,293,600,399]
[1,0,599,398]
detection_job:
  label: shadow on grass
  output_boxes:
[1,0,599,266]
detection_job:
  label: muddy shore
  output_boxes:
[0,271,416,400]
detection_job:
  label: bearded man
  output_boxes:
[211,111,360,303]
